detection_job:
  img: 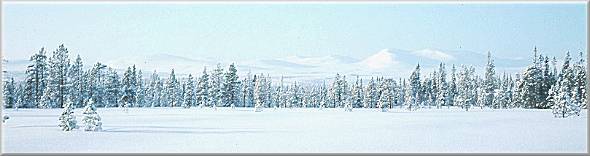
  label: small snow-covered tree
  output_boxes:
[82,99,102,131]
[58,98,77,131]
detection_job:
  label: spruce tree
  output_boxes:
[58,98,77,131]
[196,67,210,108]
[47,44,71,108]
[552,51,581,118]
[24,47,49,108]
[183,74,196,108]
[483,51,497,108]
[82,98,102,131]
[406,64,421,111]
[254,74,267,112]
[69,55,85,108]
[3,78,16,108]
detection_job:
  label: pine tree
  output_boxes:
[47,44,71,108]
[3,78,16,108]
[363,77,377,108]
[254,74,267,112]
[105,68,121,108]
[351,76,364,108]
[436,63,448,109]
[87,62,107,107]
[121,66,136,107]
[209,64,224,109]
[223,63,240,107]
[147,70,162,107]
[573,51,587,109]
[241,71,255,108]
[319,81,328,109]
[136,70,146,107]
[552,51,581,118]
[406,64,421,111]
[289,82,301,108]
[58,98,77,131]
[164,69,179,107]
[183,74,196,108]
[82,98,102,131]
[196,67,210,108]
[377,79,393,112]
[448,64,457,108]
[455,65,475,111]
[69,55,85,108]
[483,51,497,109]
[24,47,49,108]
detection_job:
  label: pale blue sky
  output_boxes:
[2,3,587,64]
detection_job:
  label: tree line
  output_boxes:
[3,45,587,118]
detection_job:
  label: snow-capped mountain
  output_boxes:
[4,48,530,83]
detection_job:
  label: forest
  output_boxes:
[3,44,587,129]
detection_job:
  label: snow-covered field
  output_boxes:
[1,107,587,153]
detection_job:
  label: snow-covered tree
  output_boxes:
[223,63,240,107]
[455,65,475,111]
[147,70,162,107]
[436,63,448,109]
[448,64,457,107]
[573,51,587,109]
[196,67,210,108]
[24,47,49,108]
[405,64,421,111]
[3,78,16,108]
[69,55,85,108]
[164,69,180,107]
[87,62,107,107]
[377,79,393,112]
[183,74,196,108]
[136,70,146,107]
[363,77,378,108]
[552,52,581,118]
[483,51,497,108]
[105,68,121,108]
[209,64,224,109]
[121,66,137,107]
[351,76,364,108]
[82,98,102,131]
[47,44,71,108]
[58,98,77,131]
[289,82,301,108]
[254,74,267,112]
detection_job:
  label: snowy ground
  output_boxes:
[1,107,587,153]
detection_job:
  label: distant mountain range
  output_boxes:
[3,48,532,83]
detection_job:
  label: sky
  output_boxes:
[2,2,587,67]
